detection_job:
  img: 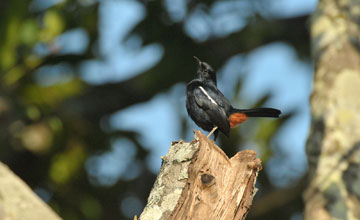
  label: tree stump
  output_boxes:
[139,130,262,220]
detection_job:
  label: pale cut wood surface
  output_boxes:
[139,130,262,220]
[0,162,62,220]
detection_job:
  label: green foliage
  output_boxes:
[50,142,86,184]
[22,80,84,106]
[20,19,39,46]
[40,10,65,42]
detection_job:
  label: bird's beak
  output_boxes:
[193,56,204,71]
[193,56,202,65]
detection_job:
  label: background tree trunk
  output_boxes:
[305,0,360,219]
[139,131,262,220]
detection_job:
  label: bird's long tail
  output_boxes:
[228,107,281,128]
[231,107,281,118]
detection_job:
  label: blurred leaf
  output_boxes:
[80,195,102,219]
[40,10,65,43]
[49,141,86,184]
[0,16,20,69]
[22,79,84,106]
[254,120,279,162]
[255,112,293,162]
[26,105,41,120]
[256,120,280,143]
[3,66,25,85]
[24,54,43,69]
[48,116,63,132]
[20,19,39,46]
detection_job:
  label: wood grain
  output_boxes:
[139,130,261,220]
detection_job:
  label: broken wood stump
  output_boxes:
[139,130,262,220]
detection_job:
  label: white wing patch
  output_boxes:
[199,86,218,106]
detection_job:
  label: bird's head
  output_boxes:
[194,56,217,85]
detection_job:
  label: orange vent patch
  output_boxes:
[229,113,248,128]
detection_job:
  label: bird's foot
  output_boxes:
[207,126,218,138]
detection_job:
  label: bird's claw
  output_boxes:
[207,126,218,138]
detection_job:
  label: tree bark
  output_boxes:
[0,162,62,220]
[305,0,360,219]
[139,130,262,220]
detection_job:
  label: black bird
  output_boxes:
[186,56,281,140]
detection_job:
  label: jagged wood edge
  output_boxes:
[139,130,261,220]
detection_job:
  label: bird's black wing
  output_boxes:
[206,84,233,112]
[190,81,230,136]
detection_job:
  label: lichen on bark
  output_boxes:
[305,0,360,219]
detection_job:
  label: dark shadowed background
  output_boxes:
[0,0,316,219]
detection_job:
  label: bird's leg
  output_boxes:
[207,126,218,138]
